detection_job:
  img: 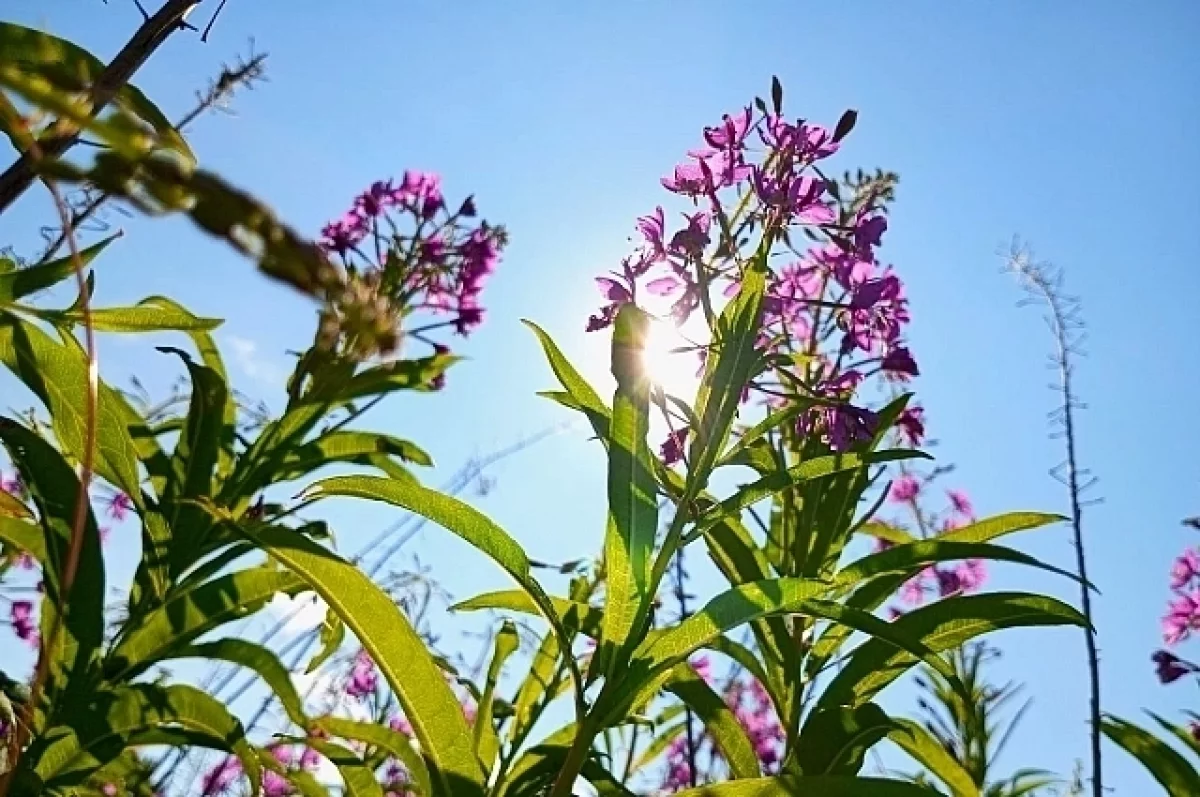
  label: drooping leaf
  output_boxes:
[106,565,304,680]
[317,716,432,797]
[302,475,575,687]
[1101,714,1200,797]
[834,539,1081,592]
[665,663,761,779]
[158,639,308,727]
[795,704,899,776]
[816,593,1087,712]
[524,319,610,440]
[297,738,383,797]
[886,720,979,796]
[233,522,484,797]
[452,590,604,639]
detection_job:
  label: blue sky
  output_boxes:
[3,1,1200,793]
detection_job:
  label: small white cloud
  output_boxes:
[225,334,286,384]
[265,591,328,639]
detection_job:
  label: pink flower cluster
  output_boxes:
[315,173,506,360]
[8,599,36,646]
[202,744,321,796]
[588,91,917,457]
[1162,547,1200,646]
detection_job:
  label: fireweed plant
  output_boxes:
[0,16,1095,797]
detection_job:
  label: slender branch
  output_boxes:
[1004,239,1102,797]
[0,0,204,215]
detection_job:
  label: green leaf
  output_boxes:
[233,522,484,797]
[686,257,768,493]
[107,565,304,680]
[453,590,604,639]
[816,593,1087,712]
[0,235,118,303]
[602,304,658,661]
[307,611,346,674]
[318,716,432,797]
[1102,714,1200,797]
[32,684,259,794]
[886,719,979,796]
[302,475,577,692]
[475,621,519,772]
[795,704,899,776]
[275,431,431,484]
[159,639,308,727]
[665,663,761,779]
[632,578,952,682]
[137,296,236,478]
[0,24,193,162]
[936,512,1065,545]
[667,775,942,796]
[509,630,565,747]
[0,514,46,562]
[834,539,1081,592]
[1149,711,1200,757]
[524,319,610,439]
[298,738,383,797]
[59,306,221,333]
[0,314,143,503]
[688,450,925,543]
[0,419,104,721]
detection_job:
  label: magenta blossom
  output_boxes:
[1170,547,1200,590]
[947,489,975,519]
[896,406,926,447]
[890,475,920,502]
[10,600,36,645]
[202,756,243,796]
[104,492,132,521]
[346,649,378,699]
[1163,590,1200,646]
[660,428,690,467]
[881,346,919,379]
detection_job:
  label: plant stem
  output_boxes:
[548,720,597,797]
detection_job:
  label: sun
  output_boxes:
[641,317,705,399]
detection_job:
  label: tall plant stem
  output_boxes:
[1005,241,1102,797]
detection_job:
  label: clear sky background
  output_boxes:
[3,1,1200,794]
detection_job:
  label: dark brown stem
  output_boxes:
[0,0,203,216]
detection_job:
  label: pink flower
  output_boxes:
[952,560,987,593]
[947,489,975,519]
[104,492,132,521]
[388,715,413,737]
[202,756,243,795]
[889,475,920,502]
[1163,591,1200,646]
[346,649,378,699]
[1,472,24,497]
[900,571,929,605]
[660,428,689,467]
[10,600,36,645]
[1170,548,1200,590]
[895,406,926,447]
